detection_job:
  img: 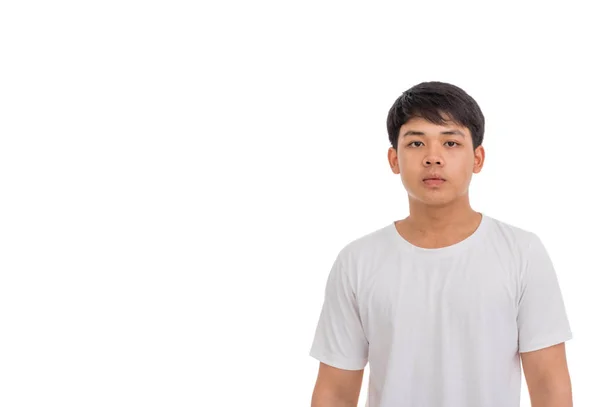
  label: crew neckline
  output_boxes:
[389,213,489,256]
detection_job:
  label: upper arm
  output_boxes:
[312,362,364,406]
[517,234,573,405]
[309,250,369,370]
[517,234,572,352]
[521,342,572,403]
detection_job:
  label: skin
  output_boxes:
[387,115,485,248]
[311,115,572,406]
[521,343,573,407]
[311,363,363,407]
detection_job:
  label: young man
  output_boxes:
[309,82,573,407]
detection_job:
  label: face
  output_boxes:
[388,116,485,207]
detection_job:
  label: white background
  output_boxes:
[0,1,598,406]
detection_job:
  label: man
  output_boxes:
[309,81,573,407]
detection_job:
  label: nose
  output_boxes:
[423,153,444,167]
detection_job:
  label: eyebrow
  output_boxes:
[401,129,466,138]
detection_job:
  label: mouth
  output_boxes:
[422,177,446,186]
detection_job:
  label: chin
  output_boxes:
[402,179,463,205]
[408,190,456,206]
[420,196,455,206]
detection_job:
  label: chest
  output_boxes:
[357,252,520,344]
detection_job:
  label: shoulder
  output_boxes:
[337,223,394,261]
[483,214,540,251]
[330,223,396,286]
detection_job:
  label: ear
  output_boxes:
[388,147,400,174]
[473,145,485,174]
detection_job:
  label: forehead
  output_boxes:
[399,116,470,137]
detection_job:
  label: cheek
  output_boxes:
[448,154,474,175]
[462,156,476,175]
[398,161,419,181]
[398,153,419,171]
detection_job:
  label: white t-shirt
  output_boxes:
[309,214,573,407]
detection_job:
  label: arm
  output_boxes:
[521,342,572,407]
[311,362,364,407]
[517,233,573,406]
[309,249,369,405]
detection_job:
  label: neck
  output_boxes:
[405,194,479,234]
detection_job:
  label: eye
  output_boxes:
[445,141,460,147]
[407,141,424,147]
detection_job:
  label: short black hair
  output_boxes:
[386,81,485,150]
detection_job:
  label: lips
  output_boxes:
[423,176,446,187]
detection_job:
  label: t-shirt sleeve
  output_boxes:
[309,250,369,370]
[517,233,573,353]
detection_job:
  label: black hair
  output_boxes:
[386,81,485,150]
